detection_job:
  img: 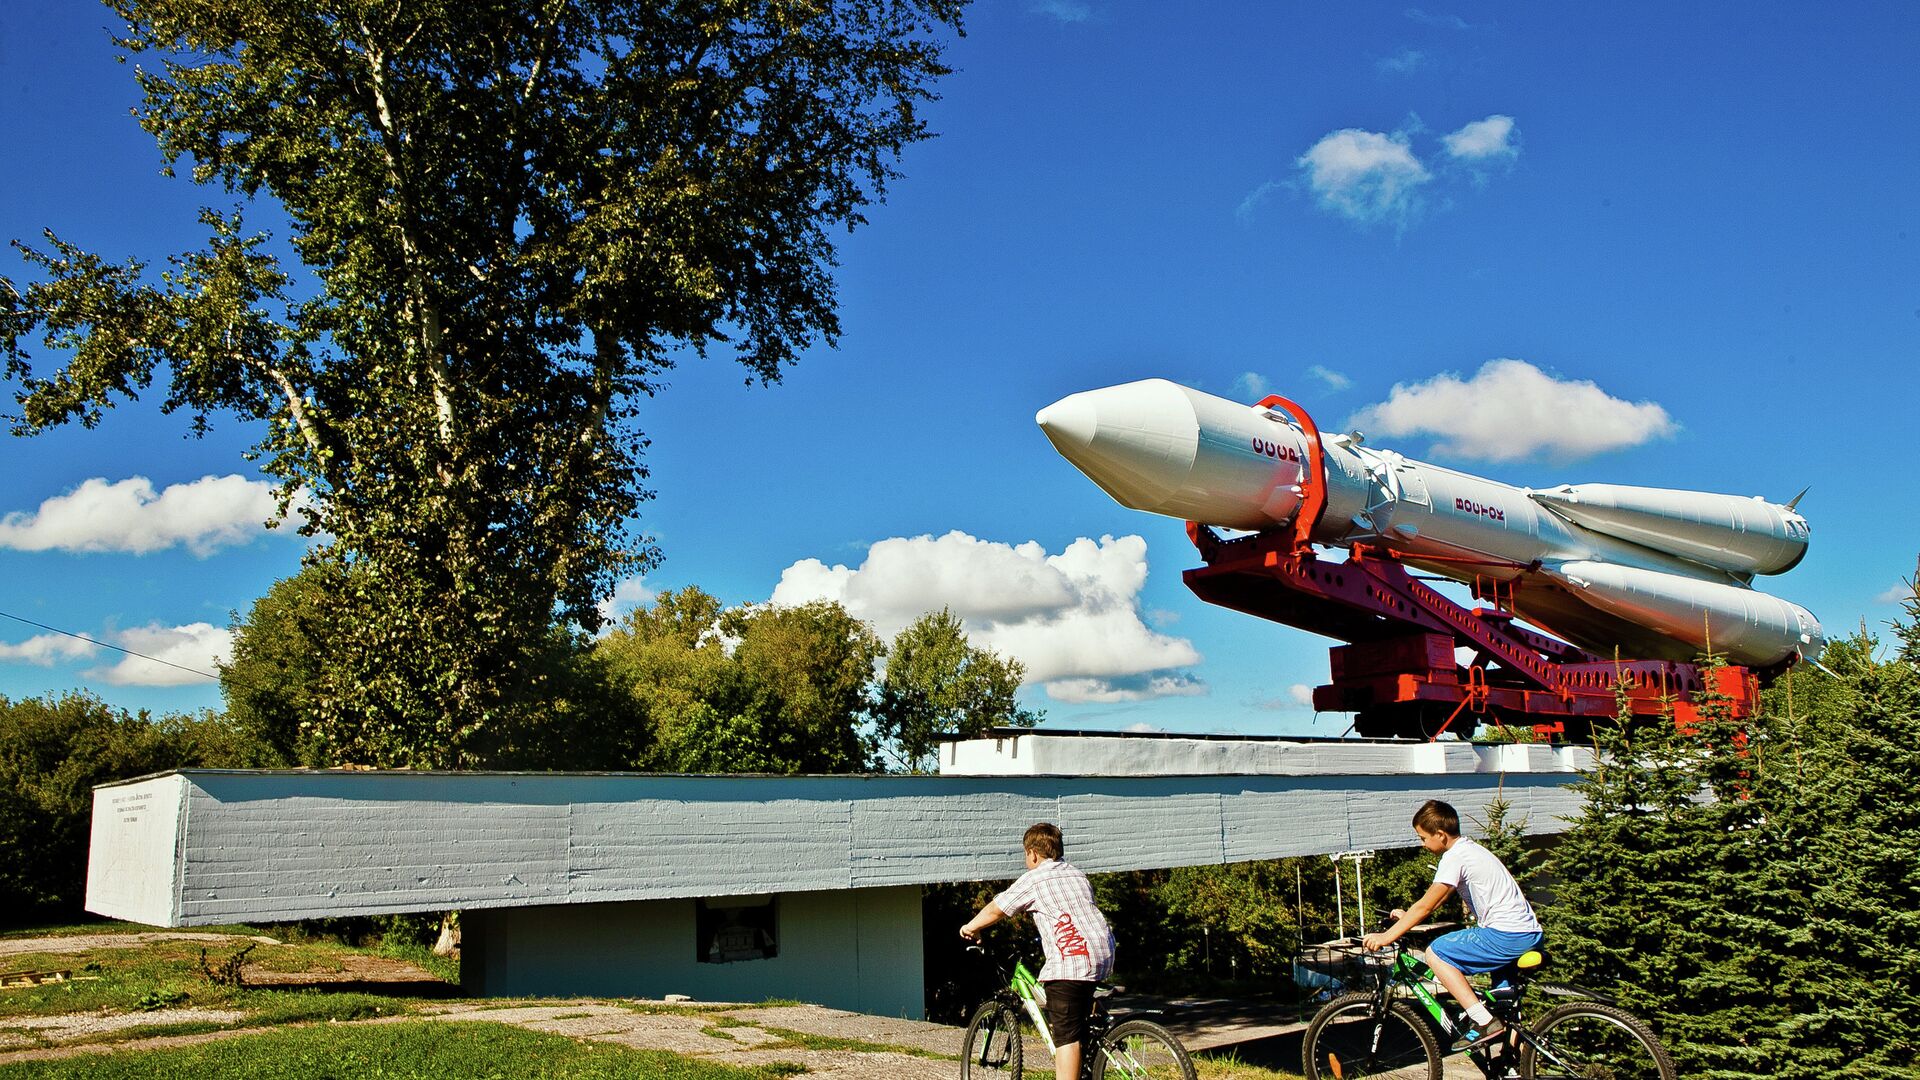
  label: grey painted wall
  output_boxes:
[88,762,1586,927]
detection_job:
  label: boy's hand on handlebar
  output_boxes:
[1362,930,1391,951]
[959,925,980,942]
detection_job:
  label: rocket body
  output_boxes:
[1036,378,1823,668]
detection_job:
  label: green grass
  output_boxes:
[369,940,460,986]
[0,1020,807,1079]
[756,1024,948,1059]
[1190,1047,1302,1079]
[0,939,423,1022]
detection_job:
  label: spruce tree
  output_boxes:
[1545,660,1802,1077]
[1773,628,1920,1077]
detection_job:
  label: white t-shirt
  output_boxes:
[1434,838,1540,934]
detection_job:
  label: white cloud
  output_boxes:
[1376,48,1429,76]
[1306,364,1353,391]
[1232,372,1271,401]
[1030,0,1092,23]
[87,622,233,687]
[770,531,1204,703]
[0,475,290,557]
[598,576,658,627]
[1347,359,1679,463]
[1876,584,1914,605]
[1046,674,1207,704]
[0,632,102,666]
[1297,128,1431,228]
[1236,180,1284,224]
[1405,8,1471,30]
[1249,683,1318,711]
[1443,115,1519,162]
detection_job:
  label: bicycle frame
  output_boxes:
[1356,942,1516,1041]
[1009,958,1061,1055]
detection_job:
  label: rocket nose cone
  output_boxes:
[1036,395,1098,454]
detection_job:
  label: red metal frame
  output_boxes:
[1182,525,1760,740]
[1252,393,1327,553]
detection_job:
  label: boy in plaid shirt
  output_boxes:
[960,822,1115,1080]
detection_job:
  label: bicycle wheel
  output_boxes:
[961,999,1024,1077]
[1301,992,1442,1080]
[1518,1000,1676,1080]
[1090,1017,1198,1080]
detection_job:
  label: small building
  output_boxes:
[87,734,1590,1017]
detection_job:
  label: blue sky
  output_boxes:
[1,3,1915,736]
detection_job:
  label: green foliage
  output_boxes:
[219,563,342,766]
[2,0,964,769]
[871,608,1040,772]
[223,562,642,769]
[597,587,883,773]
[1545,637,1920,1078]
[0,1018,791,1079]
[1149,862,1300,978]
[1769,634,1920,1076]
[717,600,886,774]
[0,693,268,924]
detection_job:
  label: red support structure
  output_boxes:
[1182,525,1760,741]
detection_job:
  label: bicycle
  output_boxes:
[1300,927,1676,1080]
[958,943,1197,1079]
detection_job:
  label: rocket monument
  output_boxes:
[1038,378,1822,672]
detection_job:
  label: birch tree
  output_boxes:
[1,0,963,766]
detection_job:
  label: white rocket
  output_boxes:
[1037,378,1824,669]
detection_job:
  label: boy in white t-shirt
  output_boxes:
[960,822,1116,1080]
[1364,799,1543,1044]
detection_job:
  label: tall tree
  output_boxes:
[1,0,964,767]
[871,608,1039,772]
[1545,661,1812,1077]
[595,587,884,773]
[1770,632,1920,1077]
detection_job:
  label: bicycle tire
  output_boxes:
[1301,992,1443,1080]
[1518,1000,1677,1080]
[1090,1017,1198,1080]
[961,999,1024,1077]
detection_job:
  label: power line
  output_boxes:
[0,608,222,684]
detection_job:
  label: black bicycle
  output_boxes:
[959,943,1196,1079]
[1300,929,1676,1080]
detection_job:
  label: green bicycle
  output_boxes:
[959,943,1197,1080]
[1301,930,1676,1080]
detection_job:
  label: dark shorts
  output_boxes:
[1043,979,1096,1046]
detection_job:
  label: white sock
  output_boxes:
[1466,1003,1494,1028]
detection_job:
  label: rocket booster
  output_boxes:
[1036,378,1824,668]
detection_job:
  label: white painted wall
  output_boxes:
[463,886,924,1017]
[85,773,186,927]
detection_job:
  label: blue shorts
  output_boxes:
[1428,927,1543,974]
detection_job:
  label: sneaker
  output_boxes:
[1454,1017,1507,1049]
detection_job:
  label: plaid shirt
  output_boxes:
[995,859,1115,982]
